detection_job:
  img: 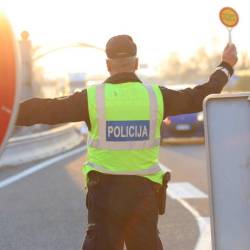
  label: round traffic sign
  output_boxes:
[0,14,20,157]
[219,7,239,28]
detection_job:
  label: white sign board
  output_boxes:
[204,93,250,250]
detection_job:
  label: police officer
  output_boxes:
[16,35,238,250]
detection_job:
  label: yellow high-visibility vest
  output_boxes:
[83,82,165,184]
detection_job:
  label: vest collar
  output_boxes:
[104,72,142,84]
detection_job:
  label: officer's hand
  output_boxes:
[222,43,238,67]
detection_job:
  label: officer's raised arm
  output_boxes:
[16,90,89,126]
[161,43,238,117]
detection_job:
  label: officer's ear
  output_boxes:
[134,57,139,71]
[106,59,111,72]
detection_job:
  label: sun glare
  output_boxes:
[1,0,249,75]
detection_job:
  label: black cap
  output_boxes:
[106,35,137,59]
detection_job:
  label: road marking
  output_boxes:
[162,162,211,250]
[168,182,208,199]
[168,187,211,250]
[159,163,171,173]
[0,151,211,248]
[195,217,211,250]
[0,146,86,189]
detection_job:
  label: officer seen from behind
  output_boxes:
[16,35,238,250]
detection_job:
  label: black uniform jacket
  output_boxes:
[16,62,233,129]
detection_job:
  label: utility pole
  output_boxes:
[19,31,33,99]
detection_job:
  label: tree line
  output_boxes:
[158,47,250,91]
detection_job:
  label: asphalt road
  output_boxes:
[0,144,210,250]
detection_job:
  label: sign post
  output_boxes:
[219,7,239,44]
[0,13,20,157]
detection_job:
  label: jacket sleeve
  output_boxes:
[161,62,234,117]
[16,90,89,126]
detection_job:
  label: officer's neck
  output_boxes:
[105,72,142,84]
[109,69,136,76]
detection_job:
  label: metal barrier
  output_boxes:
[0,124,85,167]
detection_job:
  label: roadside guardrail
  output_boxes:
[0,123,85,167]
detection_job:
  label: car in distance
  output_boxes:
[161,84,204,140]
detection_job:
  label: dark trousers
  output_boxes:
[82,171,163,250]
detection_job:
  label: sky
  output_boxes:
[1,0,249,75]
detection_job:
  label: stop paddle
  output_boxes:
[219,7,239,44]
[0,13,21,158]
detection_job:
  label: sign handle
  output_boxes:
[228,28,232,44]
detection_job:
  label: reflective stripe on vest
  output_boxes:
[88,84,159,150]
[86,161,162,176]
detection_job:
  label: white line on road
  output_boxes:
[0,153,211,248]
[169,194,211,250]
[164,164,211,250]
[195,217,211,250]
[0,146,86,189]
[168,182,208,199]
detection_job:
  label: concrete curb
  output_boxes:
[0,124,85,167]
[161,137,205,145]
